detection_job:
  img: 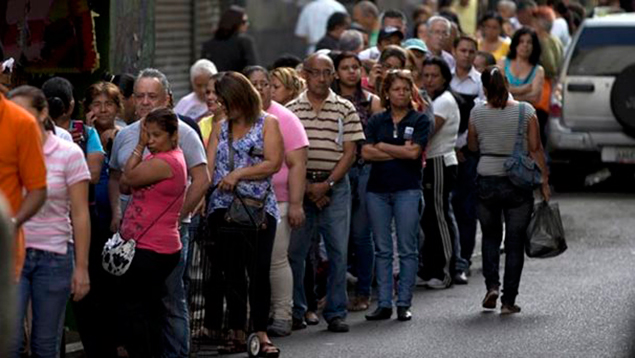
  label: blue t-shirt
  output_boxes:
[365,109,431,193]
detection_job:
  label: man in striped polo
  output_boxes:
[287,53,365,333]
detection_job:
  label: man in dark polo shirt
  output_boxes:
[287,53,365,333]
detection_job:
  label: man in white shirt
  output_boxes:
[295,0,347,54]
[174,59,217,122]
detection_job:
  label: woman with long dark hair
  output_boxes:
[206,71,283,356]
[468,66,549,314]
[200,5,258,72]
[419,56,461,289]
[332,51,382,312]
[499,27,546,144]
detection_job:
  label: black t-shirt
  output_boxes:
[365,109,431,193]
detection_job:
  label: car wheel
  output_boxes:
[610,63,635,137]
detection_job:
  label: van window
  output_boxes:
[568,27,635,76]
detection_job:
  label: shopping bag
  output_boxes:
[525,201,567,258]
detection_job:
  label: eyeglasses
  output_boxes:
[133,93,161,101]
[304,68,334,78]
[429,29,449,38]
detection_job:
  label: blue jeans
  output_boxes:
[12,245,74,358]
[367,190,422,308]
[288,176,351,323]
[349,164,374,297]
[477,176,533,306]
[162,223,190,358]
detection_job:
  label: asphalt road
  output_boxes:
[239,192,635,358]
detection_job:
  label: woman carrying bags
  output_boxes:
[468,66,550,315]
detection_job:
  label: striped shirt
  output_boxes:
[287,90,365,172]
[24,134,91,254]
[471,101,536,176]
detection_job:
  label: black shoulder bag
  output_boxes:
[223,122,269,230]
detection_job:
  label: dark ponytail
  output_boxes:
[47,96,67,119]
[41,77,74,120]
[481,65,509,109]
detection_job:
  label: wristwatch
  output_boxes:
[326,178,336,188]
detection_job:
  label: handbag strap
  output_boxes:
[133,184,186,242]
[228,121,235,172]
[513,102,526,155]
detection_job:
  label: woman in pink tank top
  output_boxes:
[115,107,187,357]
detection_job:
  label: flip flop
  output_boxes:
[258,341,280,358]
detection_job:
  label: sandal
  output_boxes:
[258,341,280,358]
[348,296,370,312]
[217,330,247,354]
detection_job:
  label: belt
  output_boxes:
[306,170,330,182]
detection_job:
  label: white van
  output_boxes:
[548,13,635,185]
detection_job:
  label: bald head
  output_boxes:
[303,54,335,98]
[304,53,334,71]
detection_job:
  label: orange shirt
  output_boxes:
[0,95,47,277]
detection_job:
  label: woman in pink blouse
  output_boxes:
[114,107,187,357]
[8,86,91,358]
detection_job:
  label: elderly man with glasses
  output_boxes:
[286,54,365,333]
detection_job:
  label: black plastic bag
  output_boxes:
[526,201,567,258]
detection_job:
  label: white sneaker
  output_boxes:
[425,278,447,289]
[416,277,429,287]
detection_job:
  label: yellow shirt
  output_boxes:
[199,115,214,147]
[479,37,511,62]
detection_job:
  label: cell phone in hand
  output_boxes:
[72,121,85,135]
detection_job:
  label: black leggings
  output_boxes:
[209,210,277,332]
[113,249,179,357]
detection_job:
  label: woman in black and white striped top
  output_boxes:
[467,66,550,315]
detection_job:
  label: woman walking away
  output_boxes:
[115,108,188,356]
[8,86,91,358]
[332,51,382,312]
[419,57,461,289]
[363,70,431,322]
[468,66,550,314]
[206,72,284,357]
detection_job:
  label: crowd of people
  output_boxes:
[2,0,615,356]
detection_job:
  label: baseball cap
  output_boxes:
[378,26,405,42]
[402,38,429,54]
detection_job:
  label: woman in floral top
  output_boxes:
[206,71,284,357]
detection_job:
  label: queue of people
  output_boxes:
[0,0,592,356]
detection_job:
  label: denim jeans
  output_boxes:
[367,190,423,308]
[349,164,374,297]
[477,176,533,306]
[11,245,74,358]
[288,176,351,323]
[162,223,190,358]
[452,154,479,272]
